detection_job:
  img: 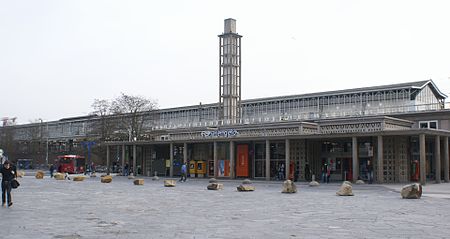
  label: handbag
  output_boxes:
[11,179,20,189]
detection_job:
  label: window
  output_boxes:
[419,120,438,129]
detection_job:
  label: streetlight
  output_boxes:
[39,119,49,166]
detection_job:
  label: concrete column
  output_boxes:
[213,141,218,177]
[183,143,188,164]
[377,135,384,184]
[352,137,359,182]
[133,144,137,176]
[230,141,235,178]
[170,143,174,177]
[285,139,290,180]
[266,140,270,181]
[444,136,449,182]
[435,135,441,183]
[121,144,125,172]
[419,134,426,185]
[106,145,110,175]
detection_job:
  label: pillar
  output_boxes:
[106,145,110,175]
[170,143,174,177]
[121,144,125,172]
[133,144,137,176]
[230,141,235,178]
[444,136,449,183]
[266,140,270,181]
[419,134,426,185]
[183,143,188,164]
[377,135,384,184]
[213,141,218,177]
[435,135,441,183]
[352,137,359,182]
[285,139,290,180]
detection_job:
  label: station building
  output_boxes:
[103,19,450,185]
[2,19,449,185]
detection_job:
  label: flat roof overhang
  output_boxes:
[104,128,450,146]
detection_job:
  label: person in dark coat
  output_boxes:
[1,161,16,207]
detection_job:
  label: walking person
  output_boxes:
[1,161,16,207]
[49,164,55,178]
[180,162,187,182]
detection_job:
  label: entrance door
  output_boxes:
[236,145,249,177]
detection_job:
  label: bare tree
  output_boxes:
[91,99,116,140]
[111,93,158,141]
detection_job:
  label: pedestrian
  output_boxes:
[180,162,187,182]
[326,164,331,183]
[1,161,16,207]
[304,163,311,181]
[278,163,285,180]
[49,164,55,178]
[124,164,129,176]
[367,160,374,184]
[321,163,327,183]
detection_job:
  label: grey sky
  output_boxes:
[1,0,449,124]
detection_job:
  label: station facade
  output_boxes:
[104,19,450,185]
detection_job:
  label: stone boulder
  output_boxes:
[207,183,223,190]
[336,182,354,196]
[209,178,218,183]
[73,176,86,182]
[17,170,25,178]
[281,180,297,193]
[128,175,135,179]
[134,179,144,185]
[309,181,320,187]
[237,185,255,192]
[152,176,160,181]
[343,181,352,185]
[90,173,97,177]
[101,175,113,183]
[401,183,422,199]
[35,171,44,179]
[355,180,365,185]
[54,173,65,180]
[164,179,176,187]
[242,179,252,185]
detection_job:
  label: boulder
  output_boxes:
[35,171,44,179]
[128,175,135,179]
[73,176,86,182]
[209,178,218,183]
[207,183,223,190]
[242,179,252,185]
[101,175,113,183]
[401,183,422,199]
[343,181,352,185]
[281,180,297,193]
[355,180,365,185]
[237,185,255,192]
[54,173,65,180]
[17,170,25,178]
[336,182,354,196]
[164,179,176,187]
[134,179,144,185]
[90,173,97,177]
[309,181,320,187]
[152,176,160,181]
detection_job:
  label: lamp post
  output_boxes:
[39,119,49,166]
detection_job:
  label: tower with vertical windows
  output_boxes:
[219,18,242,124]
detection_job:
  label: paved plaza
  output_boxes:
[1,173,450,239]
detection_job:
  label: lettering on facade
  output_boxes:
[201,129,239,138]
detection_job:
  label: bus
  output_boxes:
[57,155,85,174]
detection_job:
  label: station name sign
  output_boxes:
[201,129,239,138]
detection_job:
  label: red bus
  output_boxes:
[57,155,85,174]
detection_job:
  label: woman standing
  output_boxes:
[1,161,16,207]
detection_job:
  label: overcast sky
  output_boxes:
[1,0,449,124]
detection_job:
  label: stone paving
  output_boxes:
[1,174,450,239]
